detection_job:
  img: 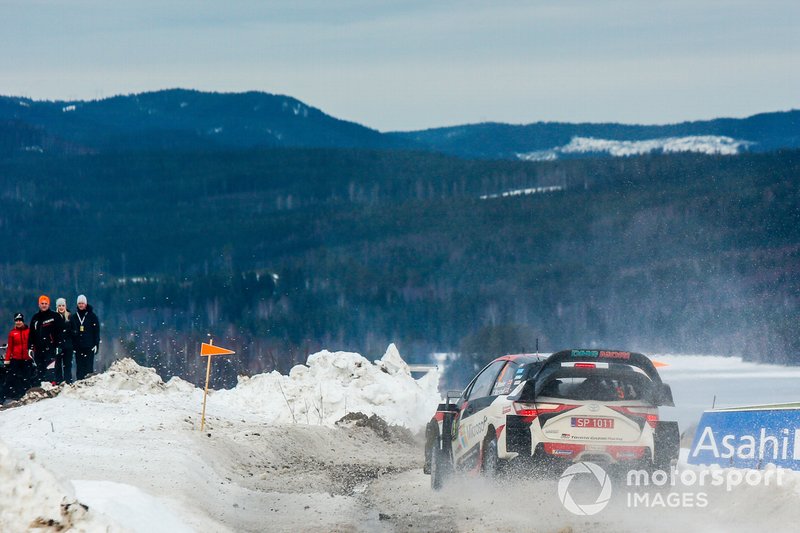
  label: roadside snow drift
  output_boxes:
[58,343,439,430]
[216,344,440,429]
[0,440,118,532]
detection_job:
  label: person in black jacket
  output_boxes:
[71,294,100,381]
[28,295,65,383]
[55,297,74,384]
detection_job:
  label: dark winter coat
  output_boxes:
[58,310,74,351]
[70,305,100,351]
[28,309,64,355]
[6,325,30,362]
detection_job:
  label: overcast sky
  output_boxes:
[1,0,797,131]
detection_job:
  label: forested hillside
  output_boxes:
[0,145,797,387]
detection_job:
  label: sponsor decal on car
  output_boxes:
[599,350,631,359]
[569,349,631,360]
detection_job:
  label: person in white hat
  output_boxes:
[55,298,74,383]
[69,294,100,380]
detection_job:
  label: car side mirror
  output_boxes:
[657,383,675,407]
[446,390,464,408]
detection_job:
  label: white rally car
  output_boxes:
[425,349,679,489]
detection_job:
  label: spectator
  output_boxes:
[28,295,64,383]
[5,313,33,399]
[55,297,74,384]
[70,294,100,381]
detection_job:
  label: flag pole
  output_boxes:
[200,339,213,431]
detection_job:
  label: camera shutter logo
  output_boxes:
[557,462,613,515]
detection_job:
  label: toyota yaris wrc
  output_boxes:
[425,349,679,489]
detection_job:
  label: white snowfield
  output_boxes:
[2,348,800,532]
[517,135,753,161]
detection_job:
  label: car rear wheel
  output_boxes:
[481,435,500,478]
[430,440,453,490]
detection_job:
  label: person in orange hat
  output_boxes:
[27,295,65,384]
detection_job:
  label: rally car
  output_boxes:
[425,349,679,489]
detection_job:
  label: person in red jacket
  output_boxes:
[5,312,33,400]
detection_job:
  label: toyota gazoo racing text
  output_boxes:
[425,349,679,489]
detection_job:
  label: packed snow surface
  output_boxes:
[517,135,753,160]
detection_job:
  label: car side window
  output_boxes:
[491,362,520,396]
[466,361,506,400]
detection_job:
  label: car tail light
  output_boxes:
[573,362,596,369]
[612,406,659,428]
[512,402,566,423]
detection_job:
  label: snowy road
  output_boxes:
[2,351,800,532]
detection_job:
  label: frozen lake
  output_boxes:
[653,354,800,433]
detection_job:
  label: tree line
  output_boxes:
[0,147,797,388]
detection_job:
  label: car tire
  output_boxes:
[423,422,438,475]
[481,435,500,478]
[430,439,453,490]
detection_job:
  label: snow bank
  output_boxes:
[60,359,196,403]
[216,343,440,430]
[57,344,440,431]
[0,439,120,532]
[72,481,193,533]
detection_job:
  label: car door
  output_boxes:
[453,360,505,467]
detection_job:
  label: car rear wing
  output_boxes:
[510,349,675,406]
[544,349,665,382]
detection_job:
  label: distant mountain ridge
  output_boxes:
[394,110,800,159]
[0,89,412,153]
[0,89,797,158]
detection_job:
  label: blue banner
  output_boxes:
[688,407,800,470]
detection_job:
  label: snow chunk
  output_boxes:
[376,343,409,376]
[0,439,120,531]
[62,105,76,112]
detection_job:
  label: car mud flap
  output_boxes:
[654,421,680,468]
[506,415,532,456]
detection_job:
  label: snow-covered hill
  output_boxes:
[517,135,753,161]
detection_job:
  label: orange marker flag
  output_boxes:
[651,360,669,368]
[200,340,236,432]
[201,342,235,357]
